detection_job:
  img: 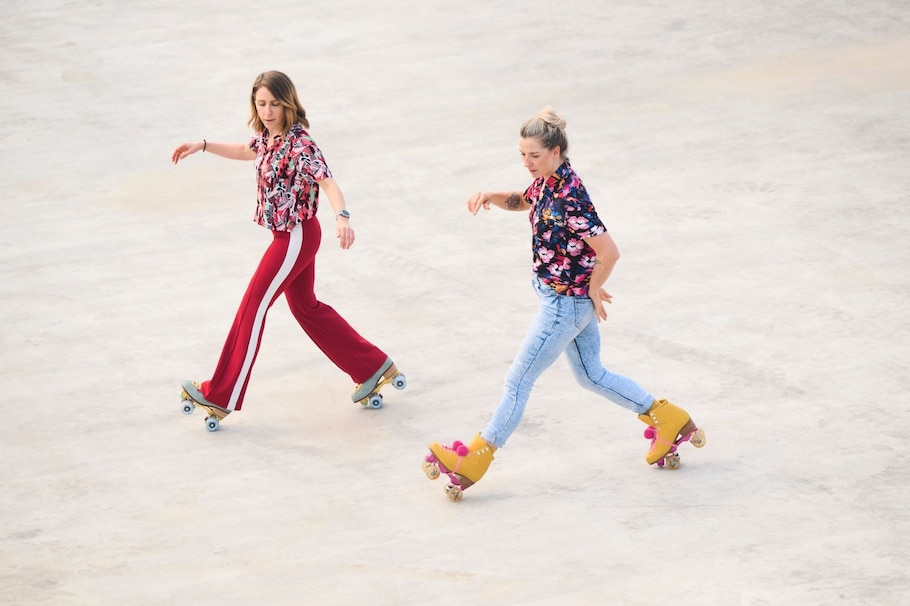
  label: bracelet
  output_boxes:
[203,139,207,153]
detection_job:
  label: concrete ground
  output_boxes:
[2,1,909,604]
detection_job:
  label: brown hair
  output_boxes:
[248,70,309,133]
[520,106,568,159]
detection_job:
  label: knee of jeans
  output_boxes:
[569,360,603,389]
[501,376,523,398]
[571,369,595,390]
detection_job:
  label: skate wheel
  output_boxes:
[205,416,220,432]
[181,401,195,415]
[368,394,383,409]
[444,483,463,503]
[422,461,440,480]
[690,428,706,448]
[392,374,407,390]
[665,454,680,470]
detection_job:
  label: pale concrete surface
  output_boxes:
[2,1,909,604]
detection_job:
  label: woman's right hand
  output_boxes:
[466,192,493,215]
[171,141,204,164]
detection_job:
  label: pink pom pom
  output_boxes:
[644,427,656,439]
[455,444,469,456]
[451,440,464,449]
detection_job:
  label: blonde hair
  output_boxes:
[248,70,309,133]
[520,106,568,159]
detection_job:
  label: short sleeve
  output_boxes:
[292,137,332,182]
[566,200,606,240]
[562,178,606,240]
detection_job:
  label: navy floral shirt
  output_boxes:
[526,160,606,296]
[249,124,332,231]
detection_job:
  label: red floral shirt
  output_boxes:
[526,160,606,296]
[249,124,332,231]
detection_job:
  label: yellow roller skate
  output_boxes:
[639,399,706,469]
[422,434,496,502]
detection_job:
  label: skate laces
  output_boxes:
[643,426,674,453]
[443,440,470,473]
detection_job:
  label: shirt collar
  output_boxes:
[264,123,305,143]
[543,159,571,189]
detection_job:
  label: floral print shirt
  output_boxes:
[526,160,606,296]
[249,124,332,231]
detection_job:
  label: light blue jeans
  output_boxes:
[481,278,655,448]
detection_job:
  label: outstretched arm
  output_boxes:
[171,141,256,164]
[466,191,531,214]
[585,231,620,322]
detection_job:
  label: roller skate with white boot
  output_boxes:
[352,357,406,409]
[639,398,705,469]
[422,434,496,502]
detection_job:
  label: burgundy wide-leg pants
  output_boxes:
[200,219,387,411]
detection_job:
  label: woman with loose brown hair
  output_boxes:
[171,70,405,430]
[248,70,309,131]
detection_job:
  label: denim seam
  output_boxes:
[569,337,651,411]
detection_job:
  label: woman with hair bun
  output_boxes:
[423,107,704,500]
[171,70,404,430]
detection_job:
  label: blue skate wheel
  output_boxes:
[205,417,220,432]
[368,394,383,409]
[392,374,407,390]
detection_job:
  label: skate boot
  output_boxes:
[180,380,231,432]
[352,357,406,409]
[639,399,705,468]
[422,434,496,502]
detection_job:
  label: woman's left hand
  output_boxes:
[336,220,355,249]
[591,288,613,322]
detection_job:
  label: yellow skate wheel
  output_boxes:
[444,483,463,503]
[690,428,706,448]
[422,461,440,480]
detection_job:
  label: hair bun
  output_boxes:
[537,106,566,130]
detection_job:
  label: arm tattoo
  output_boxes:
[506,192,522,209]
